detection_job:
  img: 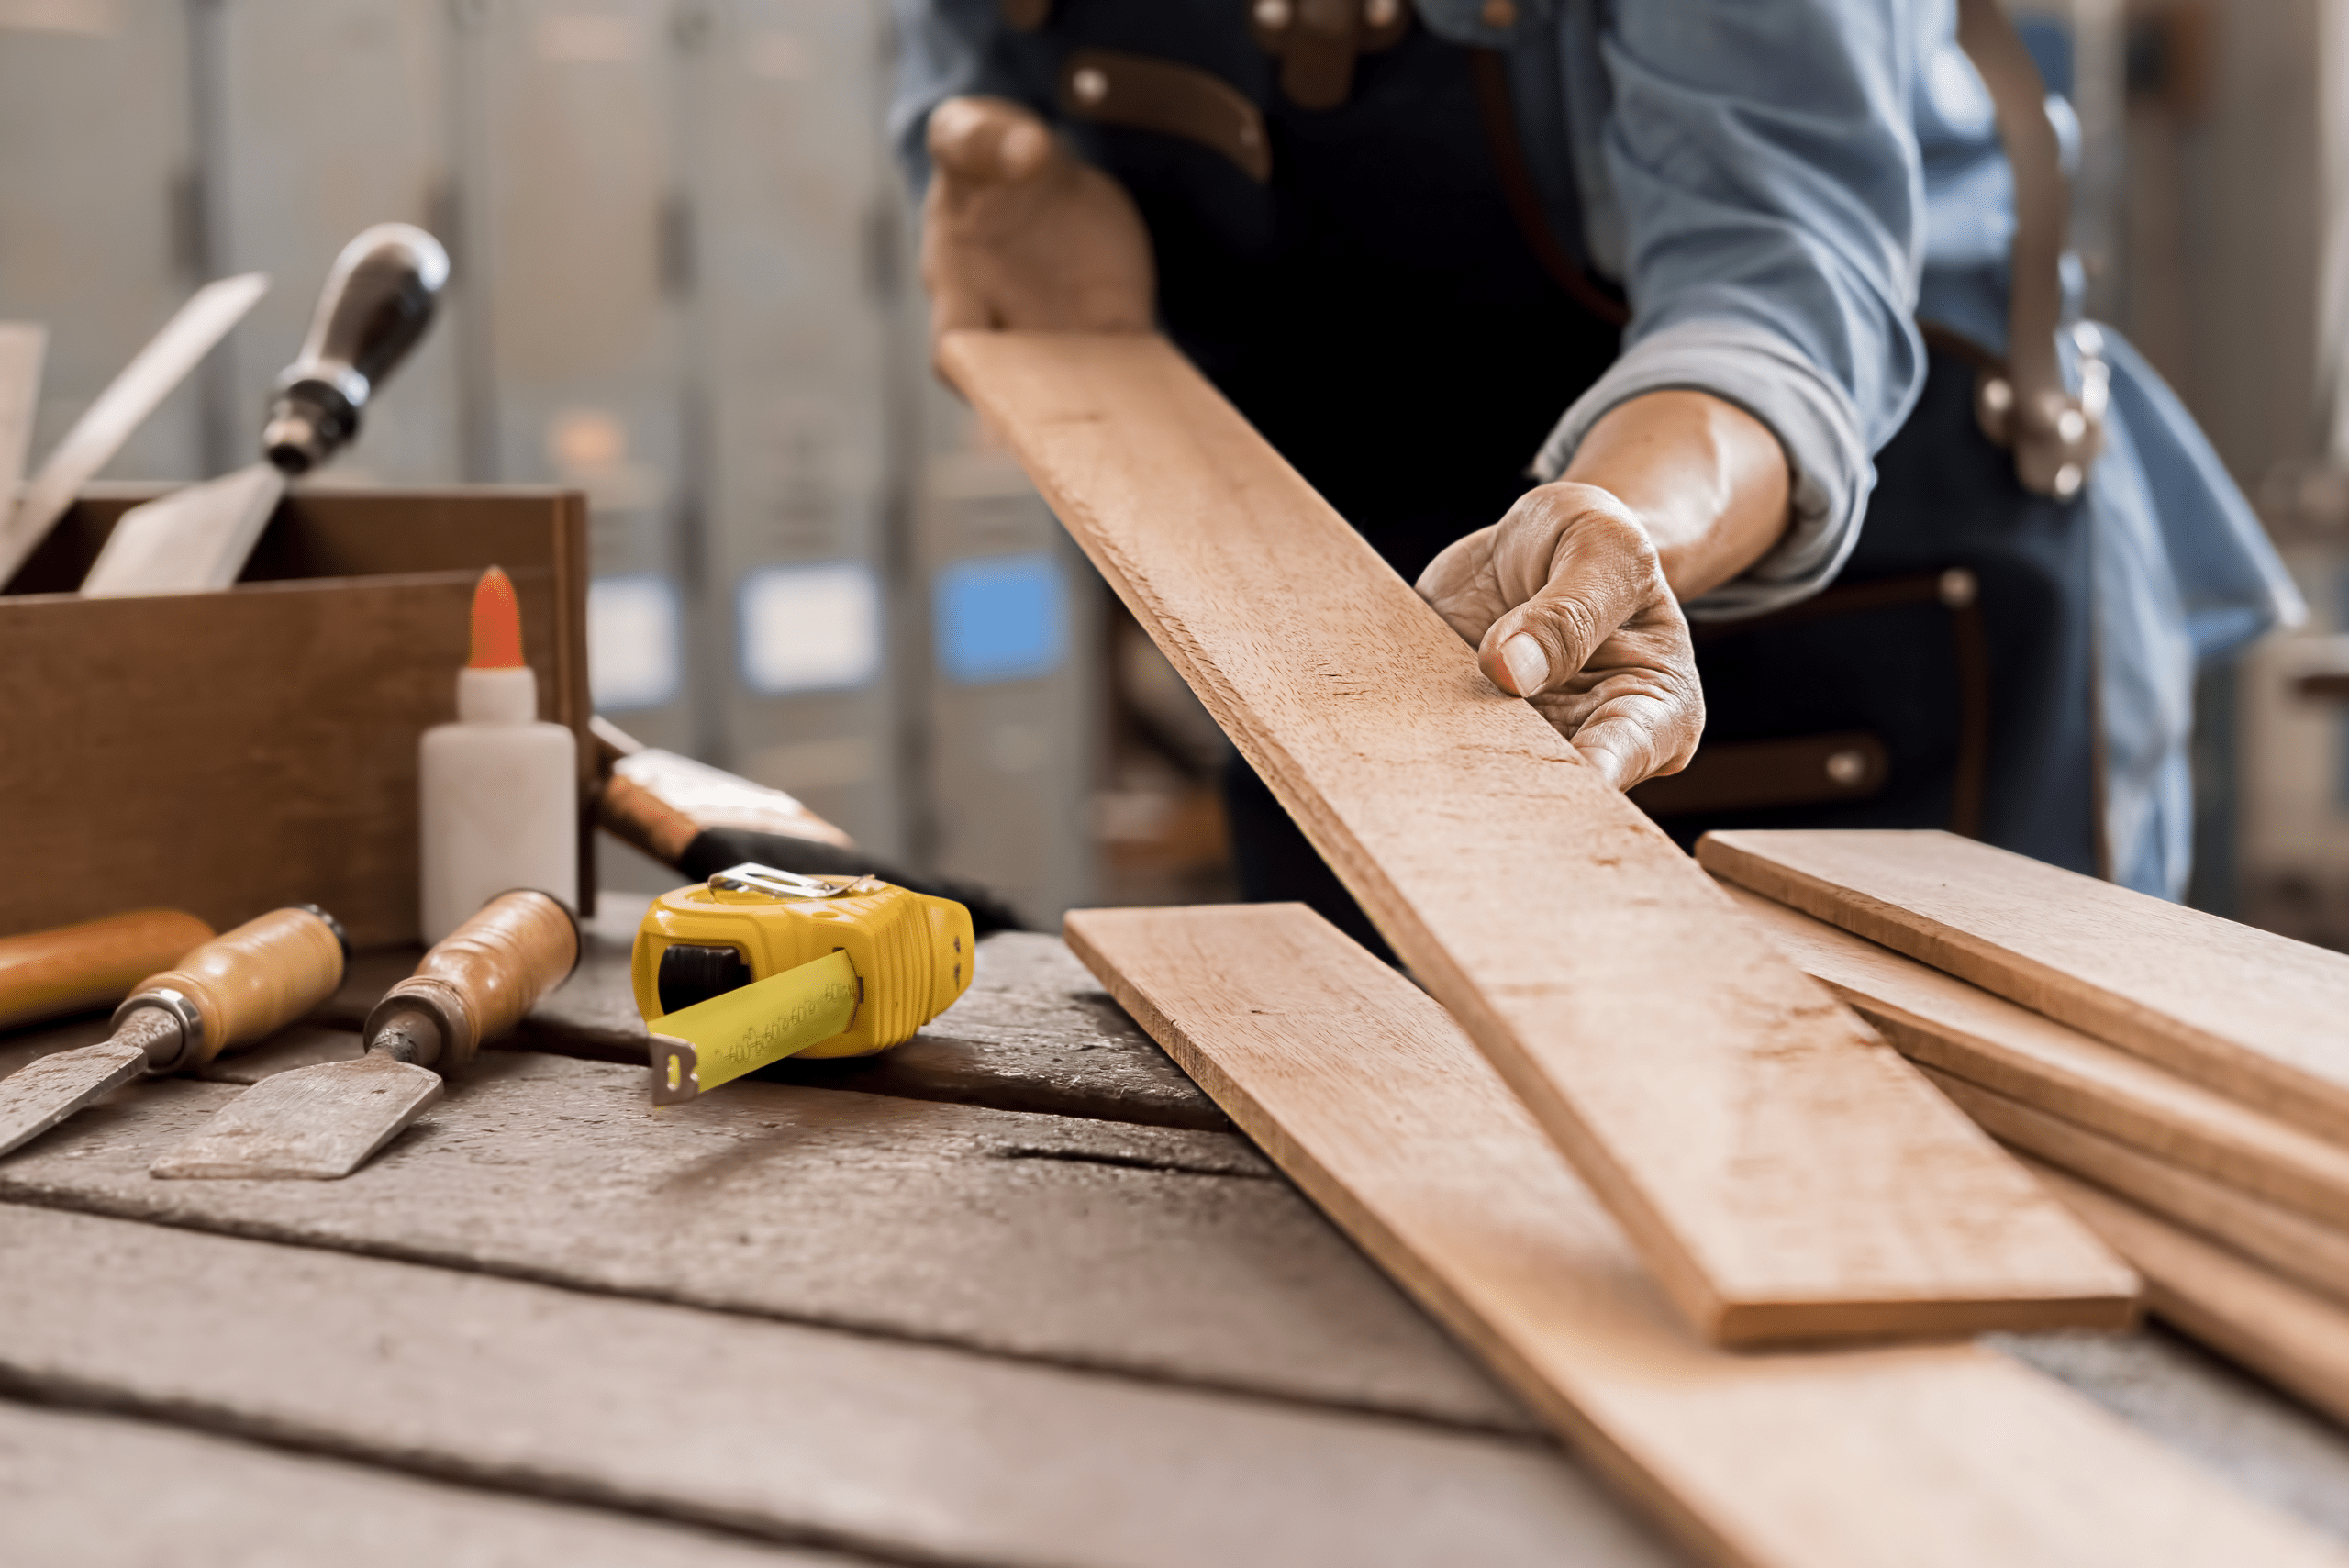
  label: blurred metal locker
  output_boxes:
[451,0,694,753]
[672,0,910,857]
[0,0,205,487]
[202,0,462,484]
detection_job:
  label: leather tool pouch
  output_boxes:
[1058,49,1274,182]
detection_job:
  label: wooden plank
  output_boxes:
[1725,883,2349,1227]
[0,1401,846,1568]
[0,1052,1529,1432]
[2028,1161,2349,1431]
[1698,828,2349,1139]
[1923,1068,2349,1310]
[0,1205,1678,1568]
[942,329,2130,1347]
[1060,903,2334,1568]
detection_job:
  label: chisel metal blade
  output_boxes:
[150,1054,441,1181]
[80,462,288,597]
[0,1041,149,1158]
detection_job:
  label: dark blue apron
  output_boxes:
[981,4,2098,954]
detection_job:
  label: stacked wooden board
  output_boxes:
[1704,828,2349,1427]
[941,329,2134,1349]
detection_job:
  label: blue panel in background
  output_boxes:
[936,553,1067,684]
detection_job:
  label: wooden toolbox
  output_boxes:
[0,485,594,948]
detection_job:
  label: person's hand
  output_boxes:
[922,96,1154,361]
[1416,482,1702,791]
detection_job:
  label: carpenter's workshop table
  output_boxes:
[6,898,2349,1565]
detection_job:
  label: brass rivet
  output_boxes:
[1072,65,1108,105]
[1255,0,1293,28]
[1364,0,1398,24]
[1825,750,1868,787]
[1481,0,1517,27]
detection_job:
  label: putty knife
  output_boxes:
[82,224,448,598]
[153,890,578,1181]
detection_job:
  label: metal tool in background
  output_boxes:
[0,906,348,1159]
[0,274,271,590]
[638,864,974,1105]
[81,225,449,598]
[152,890,578,1181]
[0,908,216,1035]
[0,324,45,510]
[594,717,1028,936]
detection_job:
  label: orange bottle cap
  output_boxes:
[469,566,525,669]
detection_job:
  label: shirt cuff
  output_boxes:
[1531,318,1874,620]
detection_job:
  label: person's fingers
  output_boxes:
[929,96,1054,187]
[1474,500,1658,700]
[1414,524,1508,645]
[1541,650,1704,791]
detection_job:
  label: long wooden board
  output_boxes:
[1699,828,2349,1138]
[1061,903,2336,1568]
[0,1402,842,1568]
[0,323,42,508]
[944,329,2131,1346]
[2028,1161,2349,1431]
[1725,884,2349,1226]
[0,1205,1668,1568]
[0,1053,1527,1431]
[1925,1068,2349,1309]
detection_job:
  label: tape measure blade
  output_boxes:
[651,950,859,1096]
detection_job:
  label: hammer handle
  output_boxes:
[0,909,215,1032]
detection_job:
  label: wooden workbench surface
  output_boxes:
[6,905,2349,1563]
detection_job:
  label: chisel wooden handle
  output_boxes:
[0,909,214,1032]
[599,773,700,865]
[365,891,577,1073]
[124,906,348,1072]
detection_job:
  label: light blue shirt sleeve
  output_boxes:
[1524,0,1928,619]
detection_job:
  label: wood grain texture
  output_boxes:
[1062,903,2332,1568]
[0,489,592,946]
[1926,1068,2349,1310]
[943,329,2122,1346]
[1699,828,2349,1139]
[2028,1161,2349,1431]
[0,1053,1528,1431]
[1726,884,2349,1226]
[0,1206,1673,1568]
[0,1402,852,1568]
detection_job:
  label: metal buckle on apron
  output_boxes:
[1248,0,1412,109]
[1975,323,2110,502]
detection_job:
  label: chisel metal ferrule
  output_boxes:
[110,988,201,1073]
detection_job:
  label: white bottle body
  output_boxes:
[419,667,578,944]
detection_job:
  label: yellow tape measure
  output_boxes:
[632,864,974,1103]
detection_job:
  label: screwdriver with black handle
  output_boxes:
[0,906,349,1158]
[153,890,579,1181]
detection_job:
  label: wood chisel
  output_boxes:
[0,323,44,508]
[595,721,1026,934]
[0,908,215,1033]
[0,906,347,1159]
[82,225,448,598]
[0,272,270,588]
[152,890,579,1181]
[637,864,974,1104]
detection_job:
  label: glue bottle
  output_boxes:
[419,566,578,943]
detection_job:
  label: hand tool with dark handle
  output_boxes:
[0,908,216,1033]
[152,890,579,1181]
[81,226,448,597]
[0,906,347,1158]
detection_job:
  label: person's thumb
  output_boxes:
[929,96,1055,188]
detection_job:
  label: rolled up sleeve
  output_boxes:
[1533,0,1926,619]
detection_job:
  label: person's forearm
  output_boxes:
[1559,390,1792,601]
